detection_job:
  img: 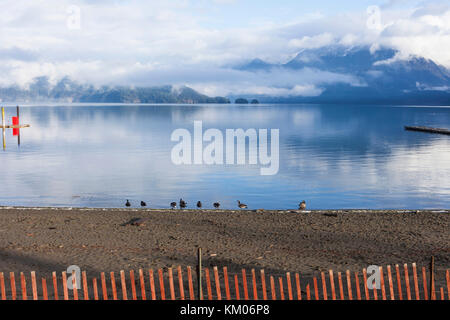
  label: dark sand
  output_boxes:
[0,207,449,287]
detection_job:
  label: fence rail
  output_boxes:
[0,263,449,300]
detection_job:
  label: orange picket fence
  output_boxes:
[0,263,449,300]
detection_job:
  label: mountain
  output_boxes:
[237,46,450,105]
[2,46,449,105]
[0,77,230,104]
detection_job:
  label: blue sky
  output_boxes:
[189,0,420,28]
[0,0,448,96]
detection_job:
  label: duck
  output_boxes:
[141,201,147,207]
[125,200,131,207]
[237,200,248,209]
[299,201,306,210]
[213,202,220,209]
[170,202,177,209]
[197,201,202,208]
[180,199,187,209]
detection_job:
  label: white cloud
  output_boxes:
[288,33,334,49]
[0,0,448,96]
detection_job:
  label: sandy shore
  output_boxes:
[0,207,449,287]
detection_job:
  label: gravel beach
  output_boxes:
[0,207,449,288]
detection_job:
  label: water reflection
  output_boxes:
[0,104,449,209]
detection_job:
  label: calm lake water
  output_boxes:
[1,104,449,209]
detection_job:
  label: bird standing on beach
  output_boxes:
[213,202,220,209]
[141,201,147,207]
[237,201,248,209]
[299,201,306,210]
[197,201,202,209]
[125,200,131,207]
[170,202,177,209]
[180,199,187,209]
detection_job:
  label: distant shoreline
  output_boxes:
[1,102,450,107]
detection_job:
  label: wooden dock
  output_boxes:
[405,126,450,135]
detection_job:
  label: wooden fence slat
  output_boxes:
[214,267,222,300]
[178,266,185,301]
[440,287,444,300]
[149,269,156,300]
[412,263,420,300]
[186,267,194,300]
[395,265,403,300]
[354,272,361,300]
[446,270,450,300]
[337,272,344,300]
[313,277,319,300]
[242,269,249,300]
[234,274,240,300]
[295,273,302,300]
[270,276,276,300]
[204,268,212,300]
[371,268,378,301]
[10,272,16,301]
[42,278,48,300]
[362,268,369,300]
[404,264,411,300]
[110,272,118,300]
[101,272,108,300]
[82,271,89,300]
[168,268,175,300]
[93,278,99,300]
[251,269,257,300]
[0,273,5,300]
[120,270,128,300]
[306,284,311,300]
[386,266,395,300]
[52,272,58,301]
[72,270,78,300]
[260,270,267,300]
[129,270,137,300]
[61,272,69,300]
[422,267,428,300]
[329,270,336,300]
[158,269,166,300]
[278,277,285,300]
[31,271,38,300]
[20,272,27,300]
[346,270,353,300]
[321,272,328,300]
[430,264,436,301]
[139,269,146,300]
[286,272,293,300]
[379,266,386,300]
[223,267,231,300]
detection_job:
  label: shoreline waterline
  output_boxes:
[1,206,449,213]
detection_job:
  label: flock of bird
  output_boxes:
[125,199,307,210]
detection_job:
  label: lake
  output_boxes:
[1,104,449,209]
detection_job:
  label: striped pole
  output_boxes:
[2,107,5,150]
[16,106,20,145]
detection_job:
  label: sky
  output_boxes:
[0,0,449,96]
